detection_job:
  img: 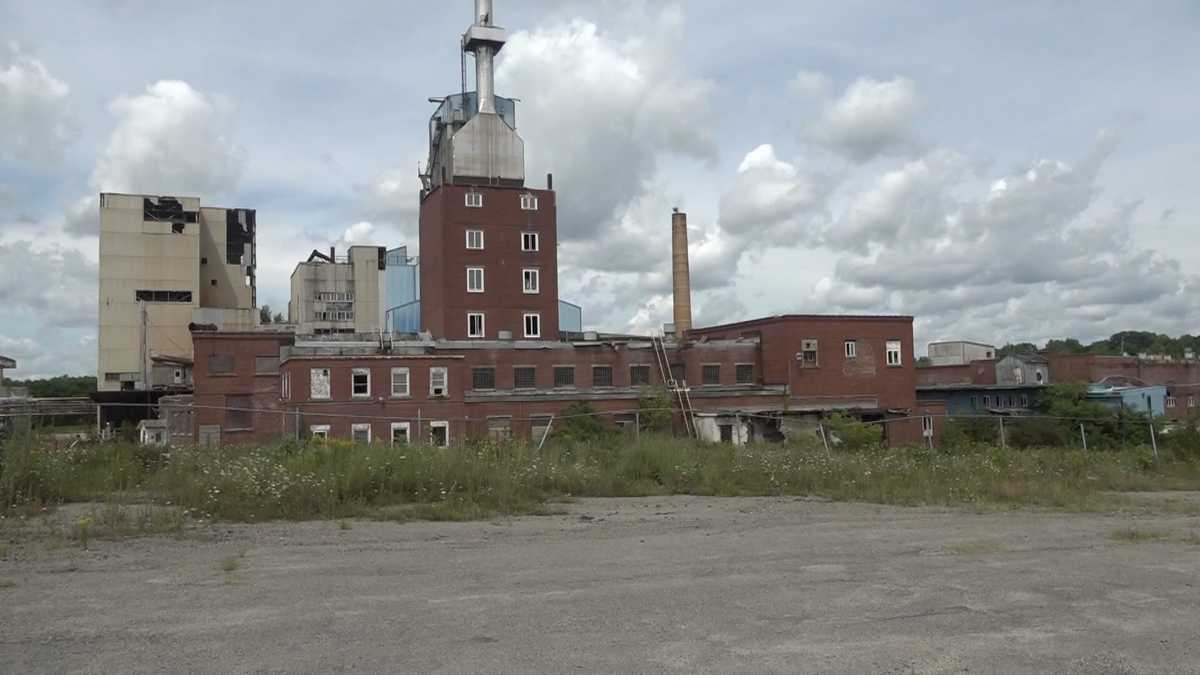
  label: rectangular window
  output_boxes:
[135,289,193,303]
[514,366,536,389]
[309,424,330,440]
[1020,394,1029,407]
[1190,396,1197,408]
[522,268,540,294]
[351,423,371,445]
[630,365,651,386]
[670,363,686,385]
[530,415,552,444]
[430,421,449,448]
[472,367,496,391]
[465,229,484,250]
[209,353,234,375]
[467,267,484,293]
[351,368,371,398]
[520,193,538,211]
[553,366,575,388]
[465,192,483,208]
[922,416,934,435]
[524,313,541,338]
[702,364,721,385]
[429,366,448,397]
[801,339,819,367]
[281,372,291,400]
[886,340,903,366]
[521,232,539,252]
[488,417,512,440]
[983,395,991,407]
[735,363,754,384]
[844,340,857,358]
[390,422,410,446]
[390,367,410,398]
[226,394,252,430]
[1167,396,1177,409]
[467,312,485,338]
[592,365,613,387]
[971,395,979,409]
[254,355,279,375]
[310,368,330,400]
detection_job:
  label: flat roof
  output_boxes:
[690,313,913,334]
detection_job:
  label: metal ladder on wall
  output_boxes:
[652,335,696,438]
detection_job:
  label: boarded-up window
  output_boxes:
[514,366,536,389]
[554,366,574,388]
[592,366,613,387]
[209,354,234,374]
[310,368,330,400]
[736,364,754,384]
[473,367,496,390]
[226,395,252,429]
[487,417,512,439]
[254,356,279,374]
[630,365,651,386]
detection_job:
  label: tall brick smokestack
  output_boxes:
[671,208,692,333]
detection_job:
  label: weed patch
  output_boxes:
[219,557,240,573]
[4,434,1200,526]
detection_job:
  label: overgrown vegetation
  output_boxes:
[4,424,1200,526]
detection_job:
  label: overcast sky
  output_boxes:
[2,0,1198,378]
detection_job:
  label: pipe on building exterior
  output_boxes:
[474,0,496,114]
[671,209,693,334]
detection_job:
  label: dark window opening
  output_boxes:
[473,367,496,391]
[200,256,207,265]
[225,208,256,265]
[211,280,217,286]
[801,339,819,367]
[171,222,185,234]
[736,364,754,384]
[135,289,193,303]
[719,424,734,443]
[702,365,721,385]
[630,365,651,386]
[142,196,197,224]
[514,366,536,389]
[554,366,575,388]
[592,366,613,387]
[670,363,685,384]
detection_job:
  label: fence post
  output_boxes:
[1079,423,1087,451]
[818,423,831,454]
[1149,420,1159,461]
[998,416,1006,450]
[537,415,555,451]
[635,410,641,444]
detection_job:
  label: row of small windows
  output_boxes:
[798,339,904,367]
[1166,396,1198,409]
[464,192,539,211]
[465,230,540,252]
[316,291,354,302]
[466,312,542,338]
[465,267,540,294]
[309,421,450,448]
[292,362,758,400]
[135,289,193,303]
[970,393,1030,409]
[313,310,354,321]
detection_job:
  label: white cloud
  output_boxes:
[0,240,97,328]
[66,80,242,236]
[0,43,73,164]
[807,76,921,162]
[497,12,716,243]
[339,220,375,246]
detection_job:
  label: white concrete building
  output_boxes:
[927,340,996,366]
[97,193,259,391]
[288,246,387,335]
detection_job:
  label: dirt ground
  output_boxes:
[3,495,1200,674]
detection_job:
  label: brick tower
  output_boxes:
[418,0,559,340]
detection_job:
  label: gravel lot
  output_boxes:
[3,495,1200,673]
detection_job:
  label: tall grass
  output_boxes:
[3,434,1200,522]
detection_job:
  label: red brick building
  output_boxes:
[1048,354,1200,420]
[419,183,559,341]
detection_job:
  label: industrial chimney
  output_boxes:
[671,208,693,334]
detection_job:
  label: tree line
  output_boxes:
[998,331,1200,359]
